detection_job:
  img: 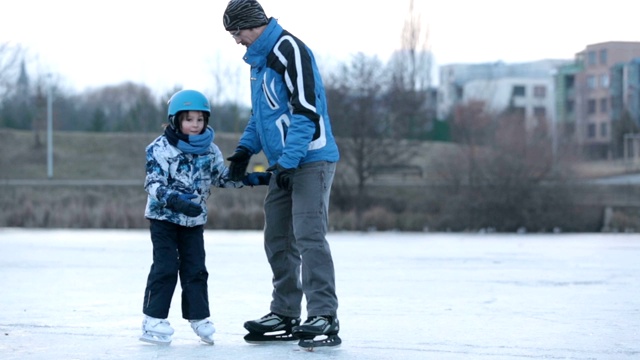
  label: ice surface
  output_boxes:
[0,229,638,359]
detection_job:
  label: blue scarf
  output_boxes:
[164,126,214,155]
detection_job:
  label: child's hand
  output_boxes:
[166,193,203,217]
[242,172,271,186]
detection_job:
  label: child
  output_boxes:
[140,89,269,345]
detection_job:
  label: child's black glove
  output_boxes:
[266,163,295,191]
[242,172,271,186]
[166,193,202,217]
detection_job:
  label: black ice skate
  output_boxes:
[293,316,341,351]
[243,312,301,344]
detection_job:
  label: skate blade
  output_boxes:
[139,333,172,345]
[199,336,214,345]
[244,332,297,344]
[298,335,342,352]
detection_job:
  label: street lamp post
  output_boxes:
[47,74,53,179]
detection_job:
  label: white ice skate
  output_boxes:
[190,319,215,345]
[139,315,174,345]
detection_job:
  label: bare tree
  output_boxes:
[385,0,434,140]
[207,54,247,133]
[0,53,51,148]
[327,53,423,229]
[325,2,435,230]
[77,82,161,132]
[434,102,570,231]
[0,42,23,99]
[395,0,432,92]
[0,43,29,131]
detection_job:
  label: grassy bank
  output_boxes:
[0,129,268,229]
[1,129,636,231]
[1,128,269,180]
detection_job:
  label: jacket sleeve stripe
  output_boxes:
[273,35,319,123]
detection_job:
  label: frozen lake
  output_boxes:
[0,229,638,359]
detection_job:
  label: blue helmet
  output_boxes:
[167,90,211,129]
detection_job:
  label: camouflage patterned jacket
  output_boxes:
[143,134,242,227]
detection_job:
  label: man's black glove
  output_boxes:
[266,163,295,191]
[166,193,203,217]
[242,172,271,186]
[226,146,252,181]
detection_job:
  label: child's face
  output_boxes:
[179,111,206,135]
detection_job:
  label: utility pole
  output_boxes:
[47,74,53,179]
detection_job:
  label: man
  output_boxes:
[222,0,341,350]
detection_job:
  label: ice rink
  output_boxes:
[1,229,638,359]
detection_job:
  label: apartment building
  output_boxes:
[438,60,570,130]
[463,77,556,132]
[564,42,640,158]
[611,58,640,126]
[610,58,640,160]
[438,42,640,160]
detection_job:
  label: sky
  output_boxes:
[2,0,640,100]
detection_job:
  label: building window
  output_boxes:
[600,122,608,137]
[587,123,596,138]
[533,85,546,98]
[534,106,546,118]
[600,74,609,87]
[588,99,597,114]
[587,75,596,89]
[599,49,607,65]
[588,51,597,66]
[455,85,463,100]
[565,75,575,89]
[610,95,621,111]
[566,100,575,113]
[600,98,608,113]
[512,85,526,96]
[512,107,526,117]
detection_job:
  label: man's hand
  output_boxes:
[166,193,203,217]
[226,146,252,181]
[266,163,295,191]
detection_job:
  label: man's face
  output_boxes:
[229,28,260,47]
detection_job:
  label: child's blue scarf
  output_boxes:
[164,126,214,155]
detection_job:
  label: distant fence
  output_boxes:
[569,184,640,207]
[2,179,637,207]
[0,179,142,186]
